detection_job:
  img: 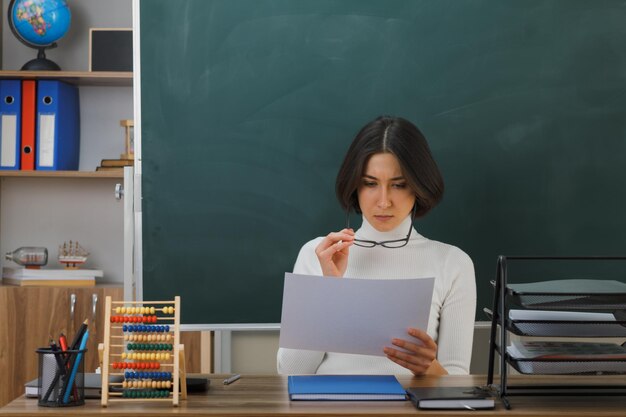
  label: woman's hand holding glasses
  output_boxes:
[314,228,355,277]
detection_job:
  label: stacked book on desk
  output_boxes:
[2,267,103,287]
[95,158,133,171]
[25,374,119,398]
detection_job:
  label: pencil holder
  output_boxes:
[36,347,87,407]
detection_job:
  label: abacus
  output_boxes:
[100,296,186,406]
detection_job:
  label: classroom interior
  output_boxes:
[1,0,626,413]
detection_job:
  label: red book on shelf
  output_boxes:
[20,80,36,171]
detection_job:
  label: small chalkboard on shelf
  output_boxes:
[89,28,133,72]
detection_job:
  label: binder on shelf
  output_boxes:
[35,80,80,171]
[0,79,22,170]
[20,80,37,170]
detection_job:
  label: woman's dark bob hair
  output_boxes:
[335,116,444,218]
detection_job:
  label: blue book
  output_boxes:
[287,375,406,401]
[35,80,80,171]
[0,80,22,170]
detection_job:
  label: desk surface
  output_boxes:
[1,374,625,416]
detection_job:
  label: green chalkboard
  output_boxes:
[141,0,626,325]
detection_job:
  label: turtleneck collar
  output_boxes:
[355,215,423,242]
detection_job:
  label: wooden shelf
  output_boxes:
[0,70,132,86]
[0,170,124,178]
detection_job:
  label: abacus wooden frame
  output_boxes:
[100,296,186,406]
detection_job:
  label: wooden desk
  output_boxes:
[1,374,625,416]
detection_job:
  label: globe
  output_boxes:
[8,0,71,70]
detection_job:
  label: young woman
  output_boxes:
[277,116,476,376]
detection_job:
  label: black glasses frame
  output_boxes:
[345,206,416,249]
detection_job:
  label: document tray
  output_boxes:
[507,279,626,311]
[507,357,626,375]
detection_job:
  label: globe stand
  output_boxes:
[8,0,70,72]
[21,46,61,71]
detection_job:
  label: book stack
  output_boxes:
[2,267,103,287]
[25,374,124,399]
[96,158,134,172]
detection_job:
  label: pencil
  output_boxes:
[42,342,66,402]
[69,319,89,351]
[59,333,78,400]
[63,329,89,404]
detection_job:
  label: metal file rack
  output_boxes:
[485,256,626,409]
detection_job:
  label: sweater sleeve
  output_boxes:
[276,239,326,375]
[436,247,476,375]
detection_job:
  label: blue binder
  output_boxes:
[35,80,80,170]
[287,375,407,401]
[0,80,22,170]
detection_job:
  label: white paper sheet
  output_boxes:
[279,272,435,356]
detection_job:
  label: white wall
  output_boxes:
[1,0,133,283]
[0,178,124,279]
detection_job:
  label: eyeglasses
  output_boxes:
[345,207,415,249]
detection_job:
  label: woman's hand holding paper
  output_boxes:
[384,328,447,376]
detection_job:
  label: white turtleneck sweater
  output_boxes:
[277,216,476,376]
